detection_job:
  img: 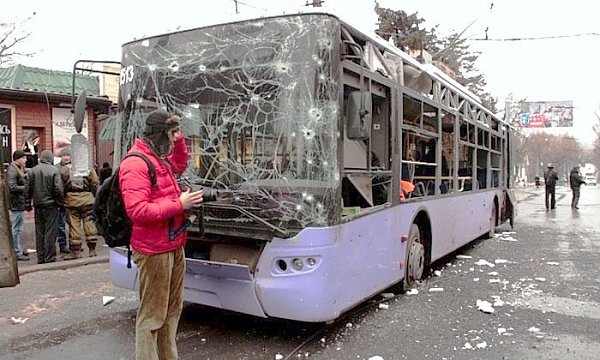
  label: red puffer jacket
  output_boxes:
[119,137,189,255]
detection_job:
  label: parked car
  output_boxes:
[585,175,597,186]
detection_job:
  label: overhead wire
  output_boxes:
[470,32,600,42]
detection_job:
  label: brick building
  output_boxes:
[0,64,112,170]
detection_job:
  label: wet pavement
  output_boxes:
[2,184,600,359]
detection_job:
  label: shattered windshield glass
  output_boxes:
[117,14,341,238]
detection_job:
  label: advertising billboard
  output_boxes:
[514,101,573,128]
[52,107,88,163]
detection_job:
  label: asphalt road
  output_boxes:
[1,185,599,360]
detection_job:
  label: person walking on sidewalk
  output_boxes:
[7,150,30,261]
[98,162,112,185]
[120,109,203,360]
[55,147,71,254]
[569,166,586,209]
[544,163,558,210]
[28,149,63,264]
[60,163,100,259]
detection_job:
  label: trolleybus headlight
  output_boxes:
[306,257,317,267]
[292,258,303,271]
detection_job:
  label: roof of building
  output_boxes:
[0,64,101,96]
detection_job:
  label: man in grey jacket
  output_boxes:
[28,150,63,264]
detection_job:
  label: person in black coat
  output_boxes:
[98,162,113,185]
[7,150,30,261]
[569,166,586,209]
[544,164,559,210]
[28,150,63,264]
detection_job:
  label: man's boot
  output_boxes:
[88,242,97,257]
[63,245,81,260]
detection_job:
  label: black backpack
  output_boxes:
[93,152,157,268]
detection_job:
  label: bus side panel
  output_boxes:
[255,209,414,322]
[426,190,500,262]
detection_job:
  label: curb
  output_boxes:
[18,255,109,276]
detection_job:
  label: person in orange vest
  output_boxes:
[400,180,415,199]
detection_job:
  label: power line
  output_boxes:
[470,32,600,41]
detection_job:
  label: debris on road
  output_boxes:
[102,296,116,306]
[475,259,495,267]
[10,316,29,324]
[476,299,495,314]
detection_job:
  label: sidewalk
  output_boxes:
[17,215,109,276]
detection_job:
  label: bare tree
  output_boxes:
[0,14,35,66]
[589,105,600,168]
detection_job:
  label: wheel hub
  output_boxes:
[407,241,425,284]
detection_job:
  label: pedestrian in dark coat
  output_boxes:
[544,163,558,210]
[27,149,63,264]
[7,150,30,261]
[55,147,71,254]
[569,166,586,209]
[98,162,112,185]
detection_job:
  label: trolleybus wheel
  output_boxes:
[488,204,497,238]
[403,224,425,291]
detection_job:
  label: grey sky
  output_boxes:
[5,0,599,144]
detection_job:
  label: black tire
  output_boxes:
[402,224,425,292]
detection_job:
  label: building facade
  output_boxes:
[0,64,112,169]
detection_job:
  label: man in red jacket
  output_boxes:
[119,109,204,360]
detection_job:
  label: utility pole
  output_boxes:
[305,0,324,7]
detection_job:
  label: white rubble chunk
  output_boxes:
[492,296,505,307]
[473,278,480,282]
[429,287,443,292]
[456,255,472,259]
[476,341,487,349]
[476,299,495,314]
[26,249,37,253]
[497,327,507,335]
[102,296,116,306]
[463,342,473,350]
[495,259,508,264]
[434,270,442,277]
[545,262,560,265]
[368,356,384,360]
[378,303,389,309]
[475,259,495,267]
[275,354,284,360]
[535,278,546,282]
[10,317,29,324]
[406,288,419,295]
[488,271,499,276]
[381,292,395,299]
[528,327,540,333]
[488,279,500,283]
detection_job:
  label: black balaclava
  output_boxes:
[142,109,180,158]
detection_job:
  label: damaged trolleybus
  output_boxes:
[109,12,516,322]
